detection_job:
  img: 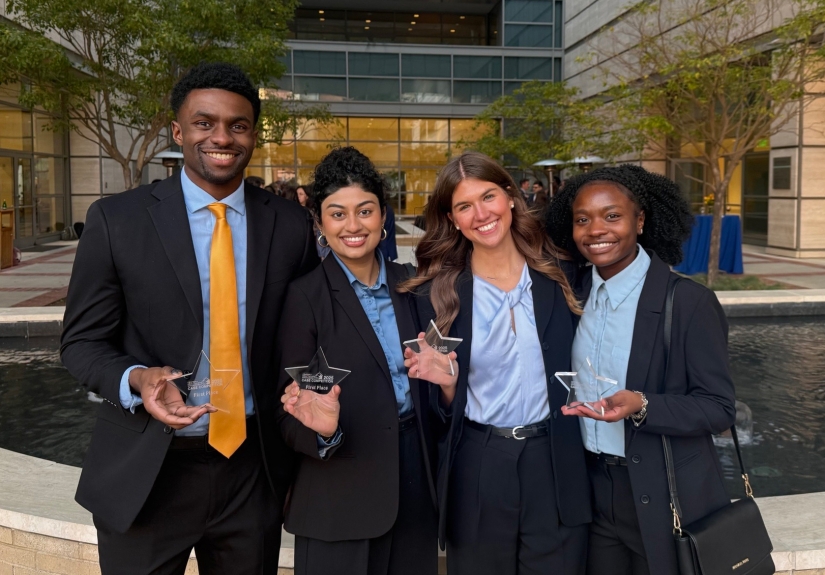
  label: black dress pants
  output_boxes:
[445,423,588,575]
[585,453,650,575]
[293,417,438,575]
[95,423,281,575]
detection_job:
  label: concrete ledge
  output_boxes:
[715,289,825,317]
[0,308,63,337]
[0,447,822,574]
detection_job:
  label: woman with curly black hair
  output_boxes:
[275,146,446,575]
[546,165,736,575]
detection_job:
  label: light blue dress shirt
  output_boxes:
[572,247,650,457]
[465,264,551,428]
[118,168,254,436]
[332,252,413,415]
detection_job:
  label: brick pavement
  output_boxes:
[3,236,825,309]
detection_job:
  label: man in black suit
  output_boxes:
[61,62,319,574]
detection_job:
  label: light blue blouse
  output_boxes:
[465,263,551,428]
[572,247,650,457]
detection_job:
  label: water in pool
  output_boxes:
[0,317,824,498]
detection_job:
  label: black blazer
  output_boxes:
[578,252,736,575]
[275,256,438,541]
[60,174,319,533]
[415,266,593,549]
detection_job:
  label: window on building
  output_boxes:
[773,156,791,190]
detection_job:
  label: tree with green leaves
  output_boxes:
[0,0,332,189]
[458,80,643,179]
[593,0,825,285]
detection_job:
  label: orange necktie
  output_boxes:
[207,202,246,457]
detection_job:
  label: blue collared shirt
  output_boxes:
[572,247,650,457]
[332,252,413,415]
[465,264,551,428]
[118,168,254,436]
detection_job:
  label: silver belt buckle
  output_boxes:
[512,425,526,440]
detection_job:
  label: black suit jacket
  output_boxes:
[60,174,319,533]
[415,266,593,549]
[578,252,736,575]
[275,256,438,541]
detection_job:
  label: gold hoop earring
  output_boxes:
[381,227,388,240]
[317,234,329,248]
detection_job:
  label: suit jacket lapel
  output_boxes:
[451,269,474,412]
[529,267,555,342]
[245,186,276,349]
[325,257,394,386]
[625,252,670,395]
[147,175,203,333]
[387,264,420,411]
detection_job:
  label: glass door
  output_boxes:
[0,158,12,211]
[15,157,35,245]
[741,153,769,246]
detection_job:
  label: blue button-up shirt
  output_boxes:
[332,252,413,415]
[118,168,254,435]
[572,247,650,457]
[465,264,551,428]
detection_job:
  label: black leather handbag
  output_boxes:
[661,279,775,575]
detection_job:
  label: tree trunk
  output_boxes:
[707,183,726,287]
[120,163,134,192]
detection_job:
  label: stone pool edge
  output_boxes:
[3,291,825,338]
[0,449,823,575]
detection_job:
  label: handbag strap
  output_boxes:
[660,278,753,535]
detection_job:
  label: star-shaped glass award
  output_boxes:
[403,320,463,376]
[554,357,618,416]
[285,347,351,395]
[166,350,241,414]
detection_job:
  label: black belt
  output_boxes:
[169,415,257,451]
[587,451,627,466]
[464,417,549,440]
[399,411,417,432]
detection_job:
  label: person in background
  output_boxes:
[378,201,398,262]
[400,151,590,575]
[245,175,265,189]
[281,182,299,205]
[297,184,310,208]
[60,62,319,575]
[277,146,447,575]
[546,165,736,575]
[519,178,533,205]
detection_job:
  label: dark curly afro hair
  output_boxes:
[311,146,386,213]
[545,164,693,266]
[171,62,261,124]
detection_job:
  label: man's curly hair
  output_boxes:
[545,164,693,265]
[311,146,386,213]
[171,62,261,124]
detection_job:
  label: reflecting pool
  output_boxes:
[0,317,824,498]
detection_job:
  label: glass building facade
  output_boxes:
[0,83,69,247]
[248,117,494,216]
[255,0,564,215]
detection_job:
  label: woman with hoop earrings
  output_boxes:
[275,146,452,575]
[399,151,591,575]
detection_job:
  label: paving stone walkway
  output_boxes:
[3,233,825,308]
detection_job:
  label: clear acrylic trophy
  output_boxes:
[284,347,351,407]
[403,320,463,377]
[554,357,618,416]
[166,350,241,414]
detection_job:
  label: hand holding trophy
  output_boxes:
[283,348,350,437]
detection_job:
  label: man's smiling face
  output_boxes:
[171,88,257,199]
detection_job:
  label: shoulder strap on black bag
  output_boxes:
[403,262,416,278]
[661,278,753,530]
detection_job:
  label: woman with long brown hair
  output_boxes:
[400,151,591,575]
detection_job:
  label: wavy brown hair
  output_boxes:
[399,151,580,333]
